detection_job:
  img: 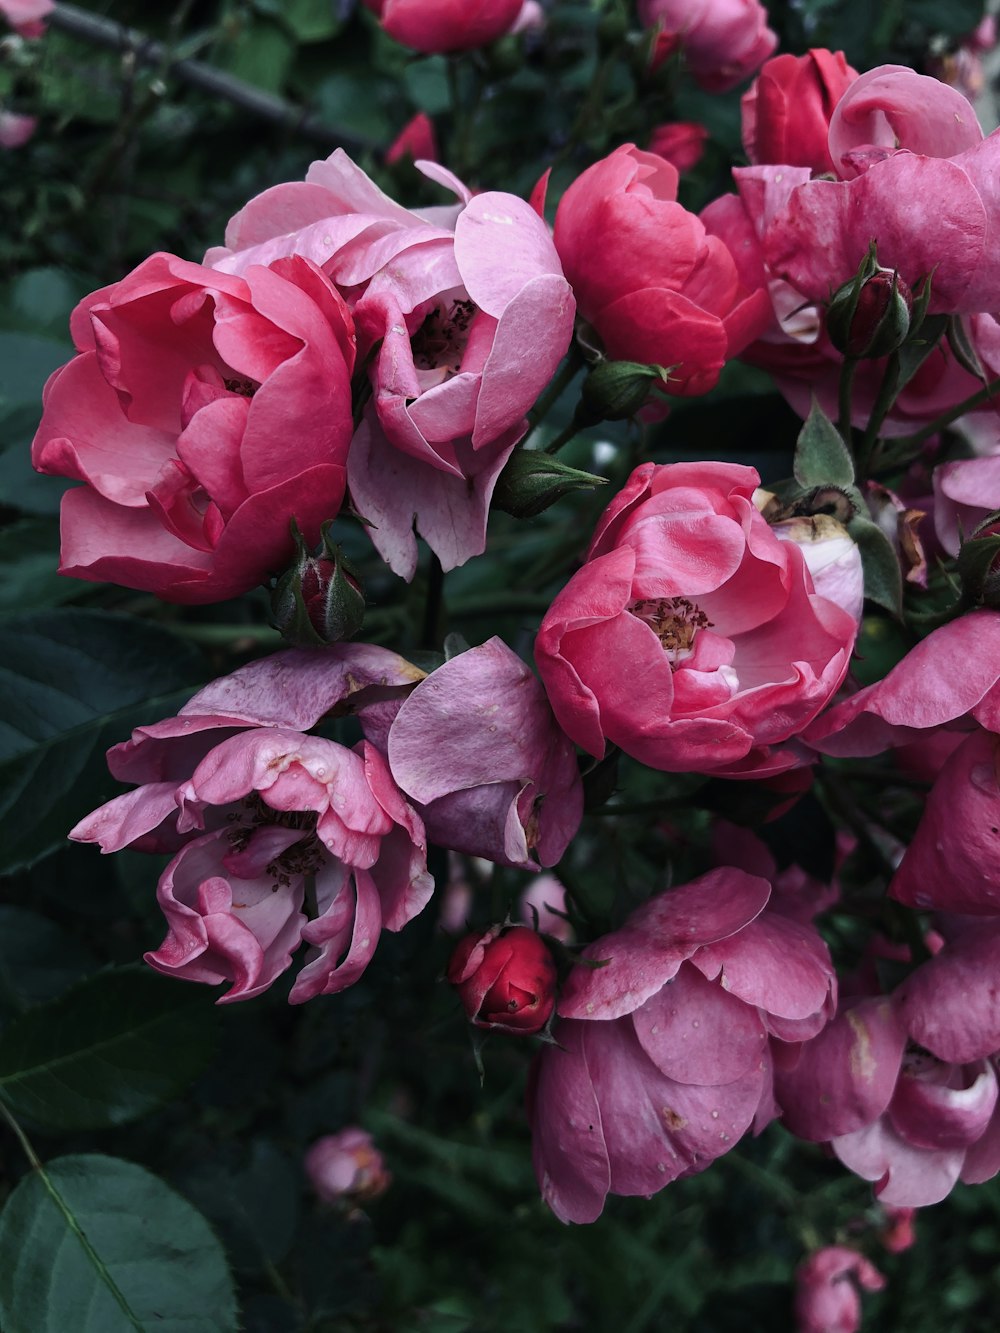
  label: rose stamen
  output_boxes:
[629,596,713,667]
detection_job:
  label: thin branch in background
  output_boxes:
[47,2,376,153]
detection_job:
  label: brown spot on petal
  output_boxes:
[661,1105,687,1131]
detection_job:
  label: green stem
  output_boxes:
[898,368,1000,450]
[0,1098,144,1331]
[838,355,858,445]
[856,350,901,478]
[528,353,583,428]
[544,418,583,455]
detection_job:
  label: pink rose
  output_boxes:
[535,462,858,776]
[776,932,1000,1207]
[32,253,355,603]
[554,145,771,397]
[364,0,523,53]
[0,110,37,148]
[209,150,575,579]
[647,121,709,174]
[0,0,52,37]
[385,637,583,870]
[639,0,777,92]
[794,1248,885,1333]
[386,112,438,166]
[889,729,1000,915]
[70,644,432,1003]
[759,67,1000,316]
[933,454,1000,557]
[528,867,836,1223]
[448,924,557,1034]
[305,1128,391,1204]
[742,49,858,174]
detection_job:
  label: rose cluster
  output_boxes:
[32,4,1000,1304]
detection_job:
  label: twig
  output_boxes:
[47,2,375,152]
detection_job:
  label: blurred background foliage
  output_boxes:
[2,2,1000,1330]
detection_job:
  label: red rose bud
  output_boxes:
[827,248,913,360]
[271,521,365,647]
[447,924,557,1034]
[957,508,1000,608]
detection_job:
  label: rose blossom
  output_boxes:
[742,50,858,174]
[70,644,432,1003]
[362,0,523,54]
[0,0,52,37]
[775,930,1000,1207]
[755,66,1000,316]
[794,1248,885,1333]
[32,254,355,602]
[639,0,777,93]
[305,1128,391,1204]
[535,461,858,777]
[0,110,36,148]
[554,145,771,398]
[208,149,575,579]
[386,112,438,166]
[385,637,584,870]
[648,122,709,175]
[528,867,836,1223]
[448,924,557,1034]
[933,454,1000,557]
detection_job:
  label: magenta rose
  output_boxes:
[554,145,771,398]
[0,0,52,37]
[639,0,777,93]
[535,462,858,776]
[304,1128,391,1204]
[71,645,432,1003]
[775,929,1000,1207]
[794,1248,885,1333]
[208,149,575,579]
[32,253,355,603]
[362,0,522,53]
[741,49,858,174]
[528,867,836,1223]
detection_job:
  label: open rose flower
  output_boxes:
[208,149,574,579]
[70,644,432,1003]
[775,929,1000,1207]
[305,1128,391,1204]
[554,146,771,397]
[639,0,777,93]
[528,867,836,1223]
[535,462,858,777]
[32,253,355,603]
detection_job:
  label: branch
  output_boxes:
[47,2,375,153]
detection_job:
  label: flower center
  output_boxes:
[629,596,713,667]
[411,298,477,376]
[224,375,259,397]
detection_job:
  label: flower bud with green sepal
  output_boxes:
[827,244,913,360]
[492,449,607,518]
[956,510,1000,609]
[271,520,366,647]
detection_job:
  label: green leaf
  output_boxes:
[0,967,218,1131]
[0,610,205,873]
[793,400,855,489]
[0,1154,237,1333]
[0,519,89,616]
[848,515,903,616]
[273,0,342,41]
[0,907,96,1017]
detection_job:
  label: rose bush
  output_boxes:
[31,253,355,602]
[535,461,859,776]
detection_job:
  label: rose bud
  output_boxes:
[771,513,864,624]
[271,520,365,647]
[304,1128,391,1205]
[826,249,913,360]
[956,509,1000,609]
[447,924,557,1035]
